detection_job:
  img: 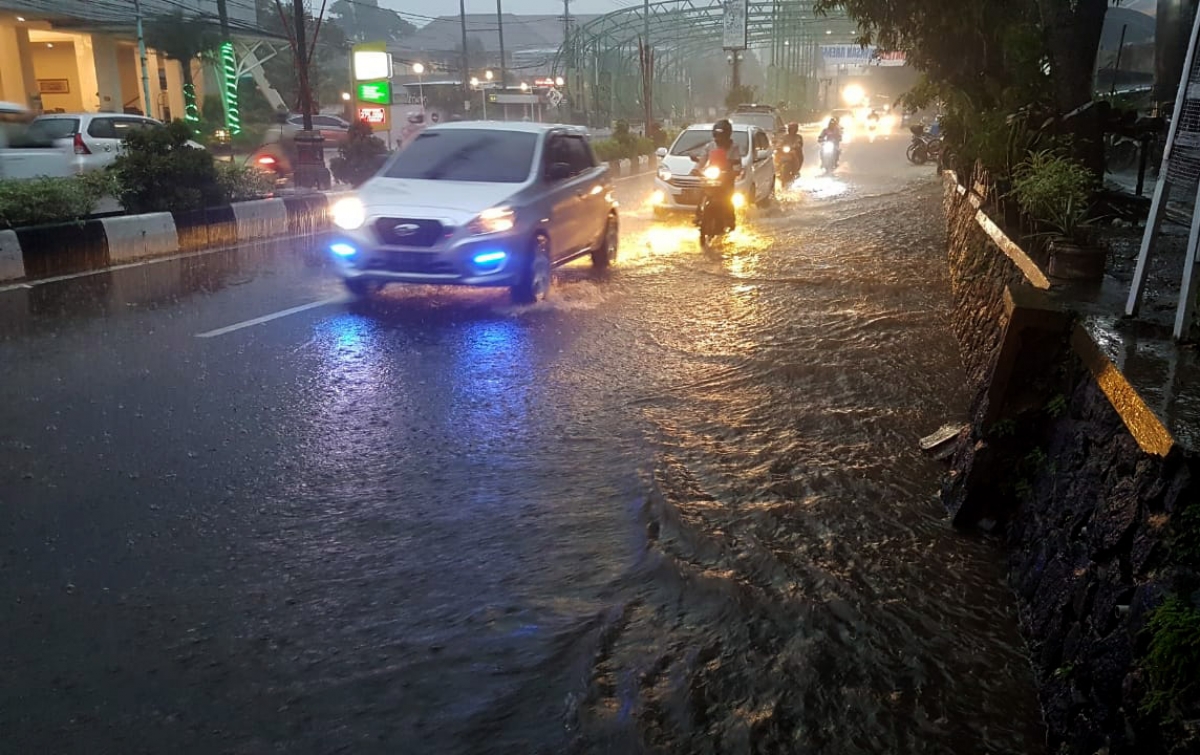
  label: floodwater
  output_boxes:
[0,136,1044,754]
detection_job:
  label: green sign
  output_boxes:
[356,81,391,105]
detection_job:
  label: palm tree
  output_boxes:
[146,13,219,125]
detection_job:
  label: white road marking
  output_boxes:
[194,296,346,338]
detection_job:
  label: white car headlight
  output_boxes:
[331,197,366,230]
[657,166,673,182]
[468,206,516,235]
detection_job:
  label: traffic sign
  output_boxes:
[546,87,564,107]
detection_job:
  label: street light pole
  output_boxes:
[133,0,153,118]
[413,62,426,110]
[459,0,471,113]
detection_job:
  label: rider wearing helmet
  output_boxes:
[693,118,744,230]
[819,117,843,145]
[777,121,804,177]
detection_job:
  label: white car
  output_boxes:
[27,113,203,173]
[651,123,776,215]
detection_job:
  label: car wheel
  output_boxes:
[591,215,619,268]
[512,234,551,304]
[760,176,775,205]
[344,278,383,299]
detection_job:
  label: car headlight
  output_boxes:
[657,166,673,182]
[468,206,516,235]
[331,197,366,230]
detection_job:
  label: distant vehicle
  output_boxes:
[265,113,352,147]
[0,102,74,180]
[729,103,785,137]
[28,112,204,173]
[328,122,620,303]
[652,122,776,216]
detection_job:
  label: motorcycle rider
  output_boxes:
[693,118,744,232]
[777,121,803,179]
[818,116,843,168]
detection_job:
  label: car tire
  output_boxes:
[760,176,775,206]
[512,234,551,304]
[591,215,619,268]
[344,278,382,299]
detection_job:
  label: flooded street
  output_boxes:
[0,135,1044,753]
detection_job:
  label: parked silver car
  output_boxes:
[27,113,203,173]
[329,122,620,303]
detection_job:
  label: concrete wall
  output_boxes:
[941,173,1200,754]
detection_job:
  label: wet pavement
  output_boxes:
[0,136,1045,754]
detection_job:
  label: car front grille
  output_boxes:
[373,218,447,248]
[668,176,701,188]
[364,253,457,276]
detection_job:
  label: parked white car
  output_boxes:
[27,113,203,173]
[651,123,775,216]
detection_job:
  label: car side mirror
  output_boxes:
[546,161,572,181]
[655,147,668,158]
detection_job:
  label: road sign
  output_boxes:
[352,43,392,81]
[358,106,386,125]
[490,93,540,104]
[546,87,564,107]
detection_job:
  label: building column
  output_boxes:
[90,34,124,112]
[0,23,38,110]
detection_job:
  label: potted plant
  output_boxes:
[1010,149,1104,280]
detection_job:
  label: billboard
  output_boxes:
[820,45,908,67]
[722,0,748,50]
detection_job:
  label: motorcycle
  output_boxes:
[776,143,801,186]
[693,161,737,247]
[247,142,293,188]
[906,125,942,166]
[819,138,840,172]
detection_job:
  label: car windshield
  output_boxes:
[670,129,749,156]
[383,129,537,183]
[729,113,776,132]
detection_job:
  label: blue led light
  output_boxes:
[331,243,356,257]
[473,251,507,265]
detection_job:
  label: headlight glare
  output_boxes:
[468,207,516,235]
[657,166,673,182]
[331,197,366,230]
[702,165,721,180]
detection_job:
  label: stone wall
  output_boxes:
[941,175,1200,754]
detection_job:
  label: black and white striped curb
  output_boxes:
[0,193,333,283]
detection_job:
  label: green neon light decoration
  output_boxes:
[183,83,200,125]
[220,42,241,136]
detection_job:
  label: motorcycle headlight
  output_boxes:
[657,166,673,182]
[331,197,366,230]
[781,146,791,153]
[702,165,721,180]
[468,206,516,235]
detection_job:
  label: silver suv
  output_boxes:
[329,122,620,303]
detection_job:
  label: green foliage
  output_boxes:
[988,418,1017,438]
[1171,500,1200,568]
[1045,394,1068,418]
[591,137,655,162]
[215,162,274,202]
[111,120,224,214]
[329,121,389,187]
[1141,596,1200,720]
[255,0,349,111]
[0,175,107,229]
[1011,149,1097,240]
[146,13,219,89]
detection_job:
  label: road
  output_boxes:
[0,134,1045,754]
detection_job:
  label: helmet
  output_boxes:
[787,122,799,135]
[712,118,733,137]
[828,117,839,127]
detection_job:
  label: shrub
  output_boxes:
[591,136,655,162]
[111,120,224,213]
[215,162,274,201]
[0,175,107,229]
[1141,595,1200,721]
[1010,149,1096,240]
[329,121,389,186]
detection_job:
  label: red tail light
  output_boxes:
[256,155,276,165]
[73,133,90,155]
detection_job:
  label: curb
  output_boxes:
[0,194,333,283]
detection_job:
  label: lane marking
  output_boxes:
[194,296,346,338]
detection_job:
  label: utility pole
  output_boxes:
[497,0,506,89]
[643,0,652,135]
[288,0,328,188]
[460,0,471,113]
[133,0,153,118]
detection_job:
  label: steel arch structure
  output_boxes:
[552,0,860,126]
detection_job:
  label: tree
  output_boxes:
[328,0,415,44]
[255,0,349,113]
[146,13,221,125]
